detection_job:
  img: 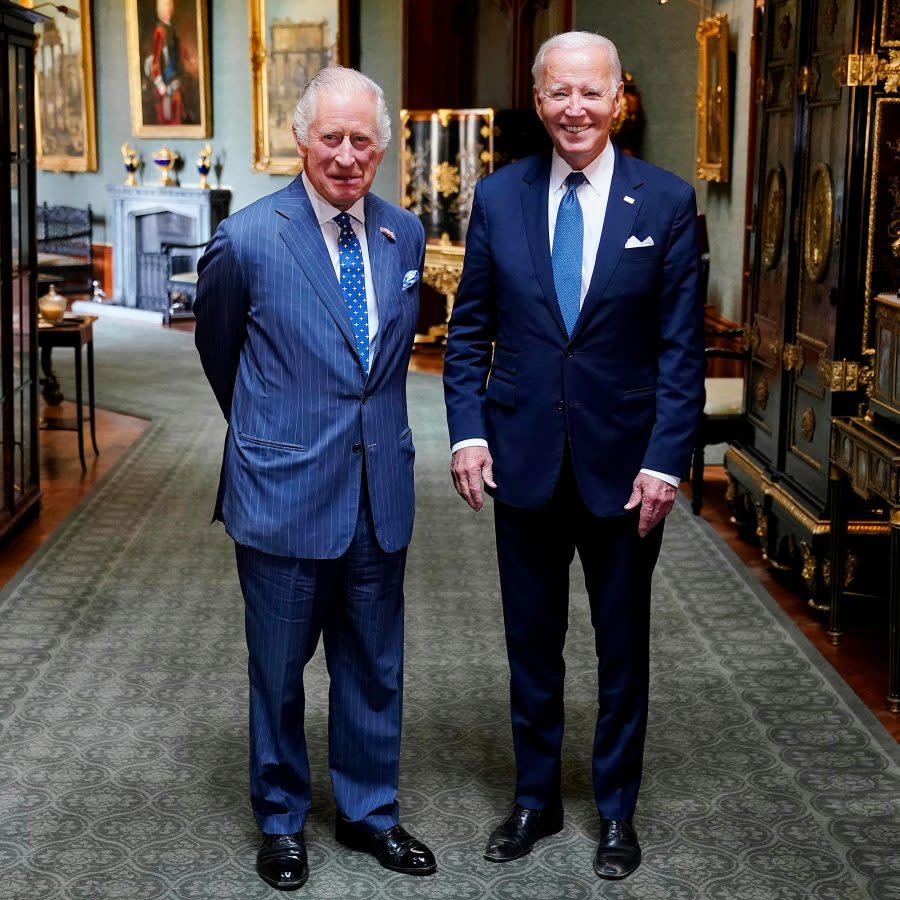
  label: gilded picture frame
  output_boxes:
[125,0,212,139]
[35,0,98,172]
[696,14,730,183]
[249,0,352,175]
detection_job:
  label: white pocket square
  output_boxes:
[625,235,655,249]
[402,269,420,289]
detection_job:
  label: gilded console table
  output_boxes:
[829,417,900,712]
[417,239,465,344]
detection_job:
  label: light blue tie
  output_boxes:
[552,171,586,337]
[334,212,370,372]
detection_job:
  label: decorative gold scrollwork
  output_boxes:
[879,50,900,93]
[800,407,816,442]
[799,541,817,594]
[783,343,805,374]
[744,321,761,354]
[797,65,810,95]
[755,377,770,410]
[803,164,834,283]
[754,502,768,542]
[761,165,786,269]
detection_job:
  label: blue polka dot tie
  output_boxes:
[552,171,586,337]
[334,212,370,372]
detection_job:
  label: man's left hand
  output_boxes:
[624,473,677,537]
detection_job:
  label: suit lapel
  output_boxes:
[521,155,569,342]
[276,177,360,364]
[571,149,644,342]
[364,194,401,357]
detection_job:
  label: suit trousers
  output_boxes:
[493,448,664,820]
[235,484,407,835]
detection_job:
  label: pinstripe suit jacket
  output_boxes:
[194,175,425,558]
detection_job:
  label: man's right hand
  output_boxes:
[450,446,496,511]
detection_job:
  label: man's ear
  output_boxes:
[533,85,544,124]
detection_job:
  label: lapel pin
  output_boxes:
[380,226,396,242]
[624,195,635,205]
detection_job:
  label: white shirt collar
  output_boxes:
[302,171,366,228]
[549,140,615,196]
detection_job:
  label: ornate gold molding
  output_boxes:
[782,343,804,374]
[840,51,900,92]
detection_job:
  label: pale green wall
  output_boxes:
[577,0,752,324]
[36,0,404,241]
[37,0,750,323]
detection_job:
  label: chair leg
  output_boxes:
[691,443,705,515]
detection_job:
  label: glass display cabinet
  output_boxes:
[0,1,45,541]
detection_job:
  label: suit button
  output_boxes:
[361,394,369,405]
[352,443,363,454]
[565,349,575,358]
[556,401,565,411]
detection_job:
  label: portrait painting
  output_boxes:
[696,14,730,183]
[249,0,353,174]
[125,0,211,139]
[35,0,98,172]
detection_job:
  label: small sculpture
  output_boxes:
[152,146,179,186]
[197,143,213,189]
[121,142,140,186]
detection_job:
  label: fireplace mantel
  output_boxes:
[108,184,230,307]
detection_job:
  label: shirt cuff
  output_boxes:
[451,438,489,454]
[640,468,680,488]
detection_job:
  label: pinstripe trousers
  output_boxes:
[235,483,407,836]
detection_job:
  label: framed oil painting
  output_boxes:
[249,0,353,175]
[696,13,730,183]
[125,0,211,139]
[35,0,98,172]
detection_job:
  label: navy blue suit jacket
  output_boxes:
[195,176,425,558]
[443,147,705,516]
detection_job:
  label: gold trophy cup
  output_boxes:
[121,143,140,186]
[197,143,213,190]
[152,147,179,186]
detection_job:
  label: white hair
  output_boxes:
[291,66,391,150]
[532,31,622,95]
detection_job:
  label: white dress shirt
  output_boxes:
[303,171,379,350]
[451,148,678,489]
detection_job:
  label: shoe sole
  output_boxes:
[483,820,564,863]
[335,833,437,876]
[256,865,309,891]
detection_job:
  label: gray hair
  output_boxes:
[532,31,622,95]
[292,66,391,150]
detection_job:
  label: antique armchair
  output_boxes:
[691,328,750,515]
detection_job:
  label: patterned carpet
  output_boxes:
[0,319,898,899]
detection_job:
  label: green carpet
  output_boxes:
[0,318,898,899]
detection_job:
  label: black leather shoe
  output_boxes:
[483,803,564,862]
[256,832,309,891]
[335,819,436,876]
[593,818,641,879]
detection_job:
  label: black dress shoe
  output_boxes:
[593,818,641,879]
[484,802,564,862]
[335,819,436,876]
[256,832,309,891]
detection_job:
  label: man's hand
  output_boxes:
[624,472,677,537]
[450,446,496,511]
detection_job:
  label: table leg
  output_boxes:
[888,512,900,713]
[87,340,99,456]
[74,345,86,471]
[827,466,847,645]
[39,343,63,406]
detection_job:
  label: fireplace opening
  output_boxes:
[134,210,195,312]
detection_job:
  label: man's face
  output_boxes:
[157,0,174,24]
[298,90,385,211]
[534,45,623,171]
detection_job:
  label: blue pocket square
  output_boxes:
[402,269,420,290]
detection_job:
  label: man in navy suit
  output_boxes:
[443,32,704,879]
[195,67,434,891]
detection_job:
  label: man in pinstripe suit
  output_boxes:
[194,67,434,891]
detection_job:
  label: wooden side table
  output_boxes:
[37,315,99,471]
[829,416,900,711]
